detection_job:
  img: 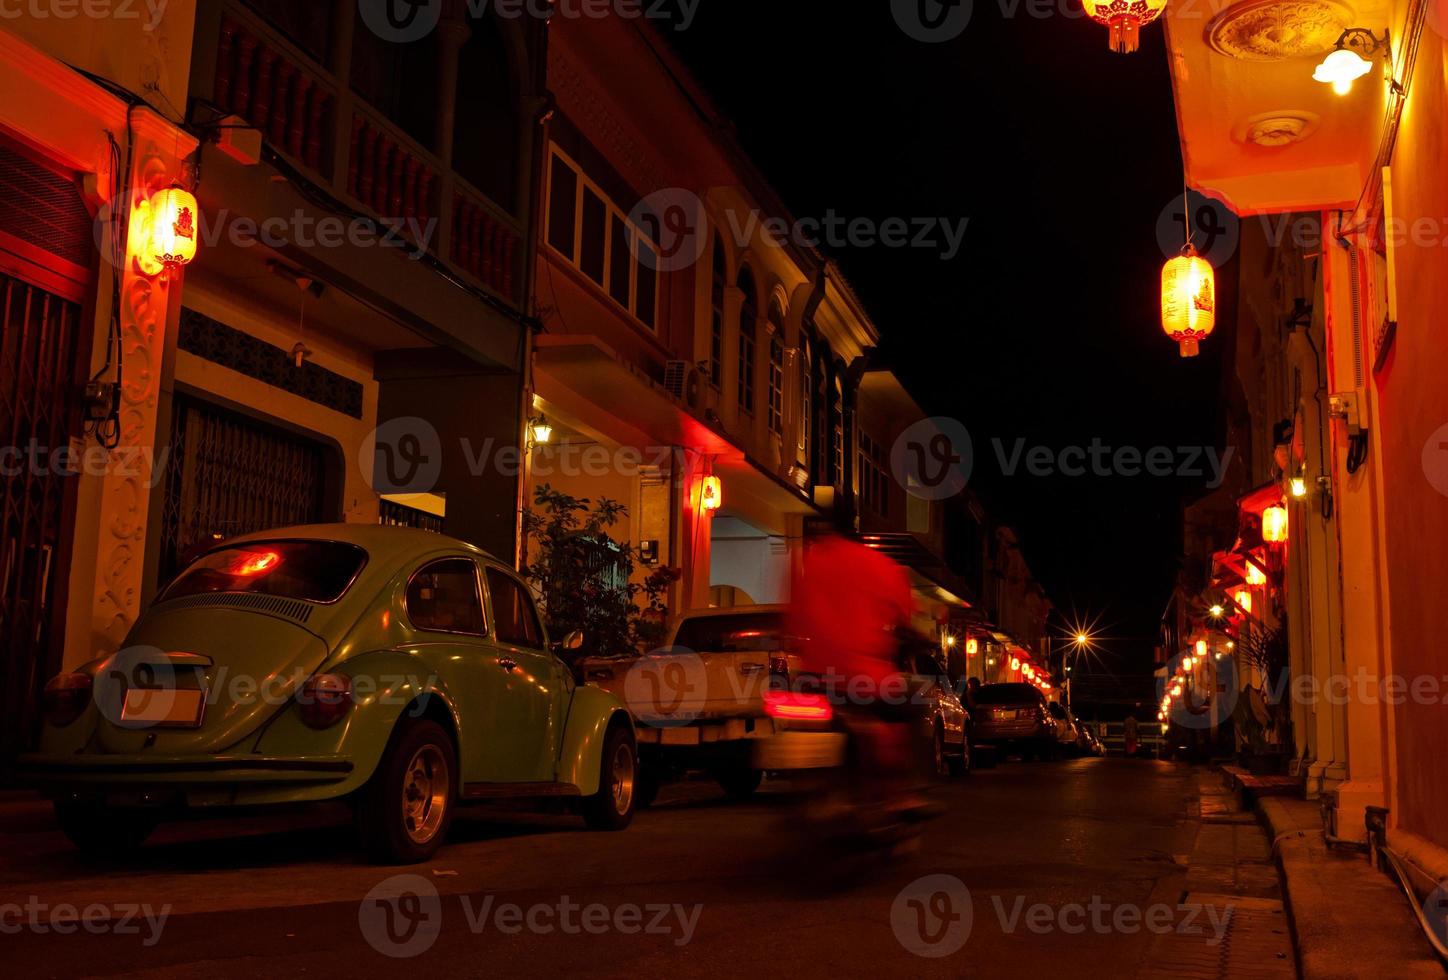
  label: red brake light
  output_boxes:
[763,690,833,721]
[222,550,281,577]
[43,673,93,727]
[298,674,352,729]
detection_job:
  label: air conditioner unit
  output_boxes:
[663,360,690,400]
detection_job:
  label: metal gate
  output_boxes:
[0,272,85,760]
[159,396,329,583]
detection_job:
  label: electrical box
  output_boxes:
[1328,391,1366,435]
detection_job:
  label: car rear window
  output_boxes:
[975,683,1044,705]
[163,541,368,604]
[673,612,786,653]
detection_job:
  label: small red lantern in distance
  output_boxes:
[1080,0,1169,53]
[1262,505,1289,544]
[221,550,282,577]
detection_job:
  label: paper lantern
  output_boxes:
[1162,245,1216,357]
[138,185,199,280]
[965,638,979,656]
[1081,0,1168,53]
[700,475,722,512]
[1262,505,1289,543]
[1234,589,1253,614]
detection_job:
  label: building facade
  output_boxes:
[1165,0,1448,896]
[0,0,544,766]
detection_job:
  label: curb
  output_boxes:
[1252,790,1443,979]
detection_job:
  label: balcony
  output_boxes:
[194,0,524,307]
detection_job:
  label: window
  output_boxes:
[545,148,660,330]
[580,187,607,285]
[798,332,813,461]
[241,0,331,65]
[164,541,366,605]
[737,268,758,413]
[451,12,518,212]
[674,612,785,653]
[406,558,485,634]
[858,432,890,517]
[546,156,577,256]
[487,568,544,648]
[832,378,845,490]
[608,214,631,306]
[767,302,785,435]
[350,23,438,152]
[708,236,725,388]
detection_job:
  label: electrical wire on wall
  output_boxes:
[84,111,134,450]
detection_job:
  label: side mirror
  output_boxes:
[560,630,584,652]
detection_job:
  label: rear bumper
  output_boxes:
[751,732,848,771]
[972,722,1052,743]
[17,753,355,805]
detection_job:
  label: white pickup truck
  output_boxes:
[579,604,808,804]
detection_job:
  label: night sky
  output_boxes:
[669,2,1230,673]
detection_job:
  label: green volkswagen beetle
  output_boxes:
[22,524,638,863]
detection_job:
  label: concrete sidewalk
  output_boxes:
[1253,790,1444,979]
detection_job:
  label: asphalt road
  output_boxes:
[2,757,1207,978]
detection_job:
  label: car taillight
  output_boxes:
[762,690,833,721]
[43,673,92,727]
[298,674,352,729]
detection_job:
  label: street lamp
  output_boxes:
[1312,29,1389,95]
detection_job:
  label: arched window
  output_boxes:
[708,236,725,388]
[798,327,813,463]
[452,13,519,212]
[831,374,844,490]
[767,300,786,435]
[737,268,757,414]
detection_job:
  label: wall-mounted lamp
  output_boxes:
[1313,29,1390,95]
[528,416,554,446]
[133,184,199,280]
[1289,476,1309,499]
[700,475,722,512]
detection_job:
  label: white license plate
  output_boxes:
[121,687,205,727]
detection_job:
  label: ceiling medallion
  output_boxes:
[1206,0,1354,61]
[1234,110,1323,146]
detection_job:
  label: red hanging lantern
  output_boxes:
[1081,0,1169,53]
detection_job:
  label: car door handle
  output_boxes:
[739,664,765,674]
[498,657,518,671]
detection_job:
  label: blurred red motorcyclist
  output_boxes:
[789,532,922,806]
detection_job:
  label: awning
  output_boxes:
[858,532,974,608]
[534,335,737,454]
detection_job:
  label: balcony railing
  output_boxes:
[198,2,524,307]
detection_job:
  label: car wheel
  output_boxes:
[932,724,951,778]
[356,719,457,864]
[582,722,637,831]
[54,800,159,855]
[715,764,764,800]
[948,735,970,777]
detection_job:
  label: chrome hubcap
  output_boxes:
[610,741,635,815]
[401,744,449,845]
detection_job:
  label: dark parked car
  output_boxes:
[970,683,1058,760]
